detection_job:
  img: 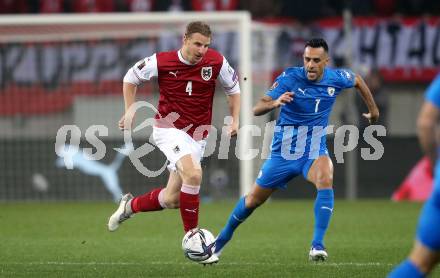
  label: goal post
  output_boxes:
[0,12,253,200]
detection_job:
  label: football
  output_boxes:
[181,228,215,262]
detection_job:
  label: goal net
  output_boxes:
[0,12,258,201]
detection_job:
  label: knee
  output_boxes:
[163,193,180,209]
[182,169,202,185]
[409,243,440,274]
[245,194,266,209]
[315,174,333,189]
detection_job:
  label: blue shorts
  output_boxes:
[256,125,329,189]
[256,149,329,189]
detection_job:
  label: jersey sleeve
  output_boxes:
[334,68,356,89]
[266,72,290,100]
[218,57,240,95]
[123,54,158,85]
[425,74,440,108]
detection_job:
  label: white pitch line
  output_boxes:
[1,262,393,267]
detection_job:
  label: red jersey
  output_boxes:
[125,49,240,138]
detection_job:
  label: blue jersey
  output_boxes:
[265,67,355,159]
[425,73,440,107]
[267,67,356,127]
[415,74,440,251]
[389,74,440,277]
[256,67,356,188]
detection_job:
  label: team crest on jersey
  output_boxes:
[327,87,335,96]
[201,67,212,81]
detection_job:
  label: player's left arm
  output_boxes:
[227,93,240,136]
[417,102,439,164]
[218,56,241,136]
[354,74,380,124]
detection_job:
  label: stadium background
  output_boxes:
[2,1,440,277]
[1,0,438,202]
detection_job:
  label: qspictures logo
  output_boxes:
[55,101,386,177]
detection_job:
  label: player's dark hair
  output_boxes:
[185,21,212,38]
[305,38,329,52]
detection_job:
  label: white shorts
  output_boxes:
[152,127,207,172]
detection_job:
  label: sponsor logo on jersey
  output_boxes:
[201,67,212,81]
[269,81,279,91]
[232,70,238,82]
[327,87,335,96]
[137,60,146,70]
[173,145,180,154]
[342,70,352,80]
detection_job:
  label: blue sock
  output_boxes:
[312,188,334,247]
[215,197,254,253]
[388,260,425,278]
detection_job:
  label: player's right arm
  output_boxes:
[119,54,158,130]
[253,93,294,116]
[418,74,440,163]
[119,83,138,130]
[253,73,293,116]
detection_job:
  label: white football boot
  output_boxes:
[108,193,134,232]
[199,253,219,265]
[309,246,328,262]
[212,241,223,258]
[198,241,219,265]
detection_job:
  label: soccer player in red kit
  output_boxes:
[107,21,240,262]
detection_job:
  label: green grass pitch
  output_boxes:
[1,201,439,277]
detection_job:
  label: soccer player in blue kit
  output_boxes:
[388,74,440,277]
[209,38,380,263]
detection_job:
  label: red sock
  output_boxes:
[180,184,200,232]
[131,188,164,213]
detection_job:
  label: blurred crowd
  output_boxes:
[1,0,440,21]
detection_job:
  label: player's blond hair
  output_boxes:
[185,21,212,38]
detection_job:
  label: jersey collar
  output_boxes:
[178,50,192,65]
[178,49,203,65]
[303,67,328,83]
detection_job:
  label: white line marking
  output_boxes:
[1,261,394,267]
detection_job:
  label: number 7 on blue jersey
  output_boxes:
[315,98,321,113]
